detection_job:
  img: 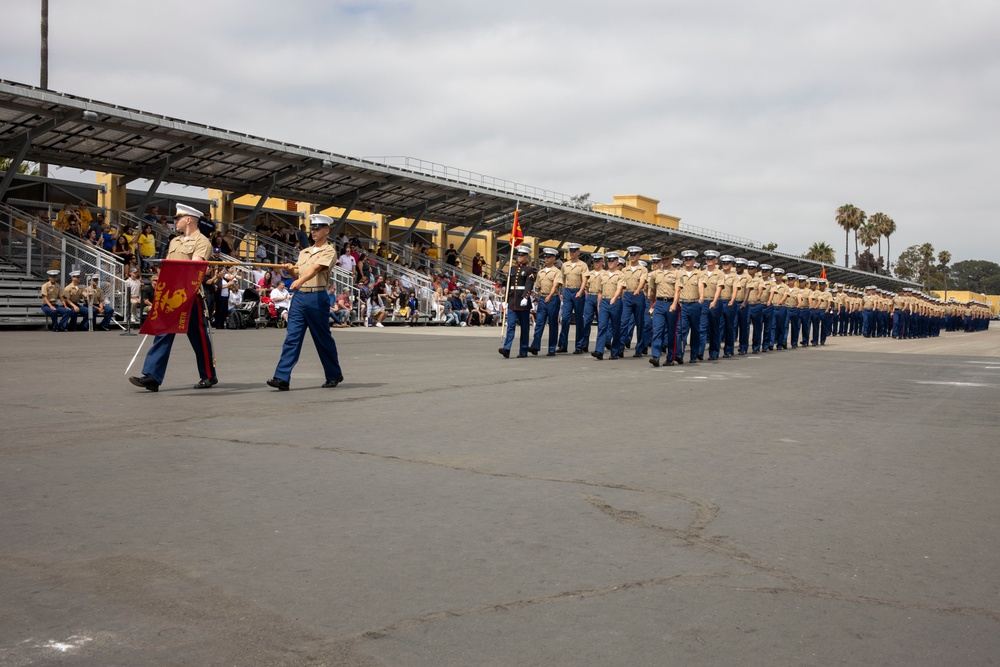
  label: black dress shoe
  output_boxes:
[572,349,584,355]
[591,351,604,360]
[528,347,539,356]
[625,341,631,349]
[610,354,623,360]
[129,375,159,392]
[322,376,344,388]
[675,357,684,365]
[266,377,290,391]
[648,357,660,367]
[516,353,528,358]
[555,347,568,353]
[665,360,674,366]
[194,377,218,389]
[697,354,704,361]
[498,347,510,358]
[633,352,644,358]
[546,351,556,356]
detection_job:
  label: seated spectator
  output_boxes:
[101,225,116,251]
[449,290,469,326]
[485,294,502,325]
[270,281,291,322]
[330,288,353,327]
[406,291,420,326]
[369,292,387,327]
[84,228,102,247]
[124,267,142,323]
[258,270,273,290]
[112,234,135,266]
[431,289,446,321]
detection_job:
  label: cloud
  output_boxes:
[2,0,998,263]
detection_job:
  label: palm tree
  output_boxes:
[918,243,935,291]
[938,250,952,297]
[881,215,897,273]
[804,242,836,264]
[858,220,880,256]
[836,204,865,269]
[868,212,889,263]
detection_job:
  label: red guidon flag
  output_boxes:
[510,209,524,247]
[820,265,827,280]
[140,259,208,335]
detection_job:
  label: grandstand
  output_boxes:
[0,79,917,327]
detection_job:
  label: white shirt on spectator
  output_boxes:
[338,252,356,273]
[229,289,243,308]
[252,268,265,285]
[270,285,290,309]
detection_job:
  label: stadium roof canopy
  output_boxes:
[0,79,913,289]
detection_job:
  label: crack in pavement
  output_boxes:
[584,495,1000,624]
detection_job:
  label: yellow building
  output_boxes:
[931,290,999,315]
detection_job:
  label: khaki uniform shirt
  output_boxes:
[799,287,815,308]
[296,242,337,288]
[647,269,678,300]
[166,231,213,261]
[816,290,832,311]
[677,270,701,301]
[586,269,605,295]
[745,275,763,304]
[786,286,802,308]
[700,270,722,301]
[720,271,737,300]
[83,285,106,307]
[771,282,789,306]
[535,265,564,295]
[622,264,648,292]
[561,260,587,290]
[862,296,875,311]
[62,283,85,305]
[759,278,774,305]
[41,281,62,305]
[600,270,624,299]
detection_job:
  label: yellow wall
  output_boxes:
[593,194,680,230]
[932,290,999,315]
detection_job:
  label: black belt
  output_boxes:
[656,297,674,302]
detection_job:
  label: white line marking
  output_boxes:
[912,381,994,387]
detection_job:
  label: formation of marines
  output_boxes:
[40,269,115,331]
[499,246,992,362]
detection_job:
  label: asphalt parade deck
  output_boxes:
[2,326,999,666]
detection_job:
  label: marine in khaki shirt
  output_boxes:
[600,263,625,301]
[535,262,564,300]
[561,251,587,292]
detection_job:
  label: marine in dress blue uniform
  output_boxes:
[267,215,344,390]
[500,244,537,358]
[529,247,563,356]
[129,204,217,392]
[557,243,586,353]
[575,252,603,354]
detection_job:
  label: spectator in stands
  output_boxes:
[223,228,236,255]
[137,223,157,270]
[296,224,310,250]
[228,281,243,316]
[406,291,421,326]
[441,292,458,325]
[472,252,484,276]
[85,228,101,247]
[445,243,459,267]
[112,234,135,267]
[330,287,352,327]
[376,242,390,259]
[251,266,265,286]
[270,281,291,322]
[54,203,74,231]
[77,201,93,229]
[101,224,116,251]
[202,265,221,324]
[141,275,157,324]
[65,218,84,239]
[125,266,142,323]
[430,289,445,321]
[337,245,356,273]
[216,272,236,329]
[89,212,106,237]
[449,290,469,326]
[211,232,230,256]
[143,205,159,223]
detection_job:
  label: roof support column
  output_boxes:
[455,215,484,255]
[245,177,278,229]
[134,159,171,219]
[332,193,360,239]
[402,206,427,244]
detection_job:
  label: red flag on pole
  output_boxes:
[820,266,827,280]
[139,259,208,335]
[510,209,524,247]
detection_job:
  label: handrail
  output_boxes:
[387,241,499,299]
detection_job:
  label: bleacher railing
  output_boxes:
[0,202,127,325]
[387,242,499,300]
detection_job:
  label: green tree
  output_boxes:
[858,220,881,269]
[868,212,891,267]
[881,215,897,274]
[761,242,779,252]
[948,260,1000,293]
[893,245,922,282]
[835,204,865,268]
[0,158,40,175]
[918,243,936,291]
[803,242,836,264]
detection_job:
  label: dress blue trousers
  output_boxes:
[142,295,215,384]
[650,299,678,362]
[677,302,702,361]
[578,294,598,352]
[531,295,561,353]
[596,298,624,357]
[503,309,531,355]
[558,287,584,351]
[274,290,342,383]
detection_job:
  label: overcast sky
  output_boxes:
[3,0,998,264]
